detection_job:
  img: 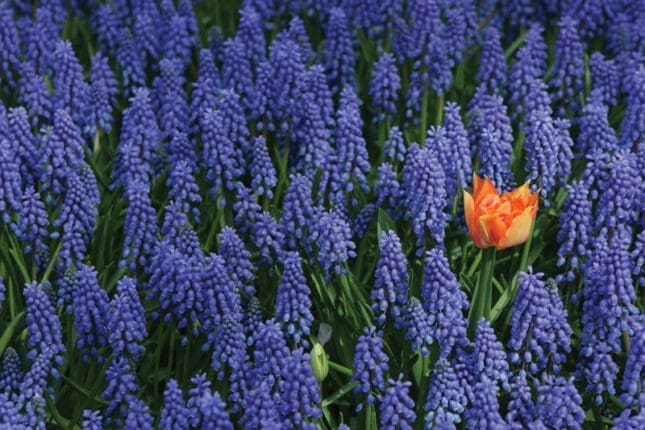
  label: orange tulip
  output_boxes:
[463,174,538,250]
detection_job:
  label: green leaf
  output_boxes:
[321,380,358,408]
[376,208,395,239]
[0,312,25,357]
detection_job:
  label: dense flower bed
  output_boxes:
[0,0,643,428]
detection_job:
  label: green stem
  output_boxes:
[93,131,101,153]
[154,326,163,396]
[435,93,444,125]
[420,85,429,143]
[41,241,63,283]
[468,247,496,336]
[328,361,353,377]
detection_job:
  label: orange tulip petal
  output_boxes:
[496,206,536,250]
[473,174,498,206]
[476,214,505,248]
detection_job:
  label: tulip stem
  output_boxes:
[468,246,496,337]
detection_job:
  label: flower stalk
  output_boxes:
[468,246,496,336]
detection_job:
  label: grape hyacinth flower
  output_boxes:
[8,107,40,186]
[153,58,190,138]
[383,126,406,163]
[402,297,434,356]
[324,8,356,92]
[353,326,389,407]
[124,396,154,430]
[290,84,333,190]
[113,88,161,190]
[380,375,416,430]
[23,8,58,76]
[310,209,356,278]
[275,251,314,347]
[370,52,400,123]
[282,16,314,62]
[577,97,618,154]
[16,352,50,426]
[148,240,204,338]
[477,26,506,93]
[596,150,640,233]
[165,131,197,172]
[233,185,261,235]
[54,164,100,266]
[506,371,539,427]
[536,374,585,429]
[218,226,255,296]
[251,211,285,265]
[579,230,638,403]
[556,180,594,282]
[508,24,547,119]
[468,86,514,188]
[477,126,514,192]
[421,248,469,358]
[17,60,52,126]
[167,160,201,223]
[198,390,234,429]
[590,52,619,106]
[52,40,90,129]
[465,379,506,429]
[375,162,401,217]
[160,379,191,430]
[620,316,644,408]
[331,86,371,205]
[372,230,408,327]
[257,39,306,135]
[443,102,472,190]
[107,277,147,362]
[249,136,277,199]
[91,4,121,55]
[40,109,84,198]
[280,174,315,253]
[160,10,193,69]
[133,8,161,66]
[82,410,103,430]
[0,2,20,87]
[400,143,448,251]
[241,381,280,430]
[0,138,23,223]
[424,358,467,427]
[550,16,584,116]
[87,52,118,135]
[278,348,322,429]
[24,282,65,374]
[191,49,220,129]
[471,319,510,390]
[222,37,256,112]
[251,319,290,393]
[200,108,243,203]
[236,6,266,67]
[116,29,146,92]
[554,118,574,185]
[620,66,645,149]
[209,318,246,392]
[508,271,572,374]
[0,347,22,395]
[73,264,110,362]
[121,180,159,272]
[524,109,559,201]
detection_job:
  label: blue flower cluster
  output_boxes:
[0,0,642,428]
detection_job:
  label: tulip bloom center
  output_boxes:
[464,175,538,250]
